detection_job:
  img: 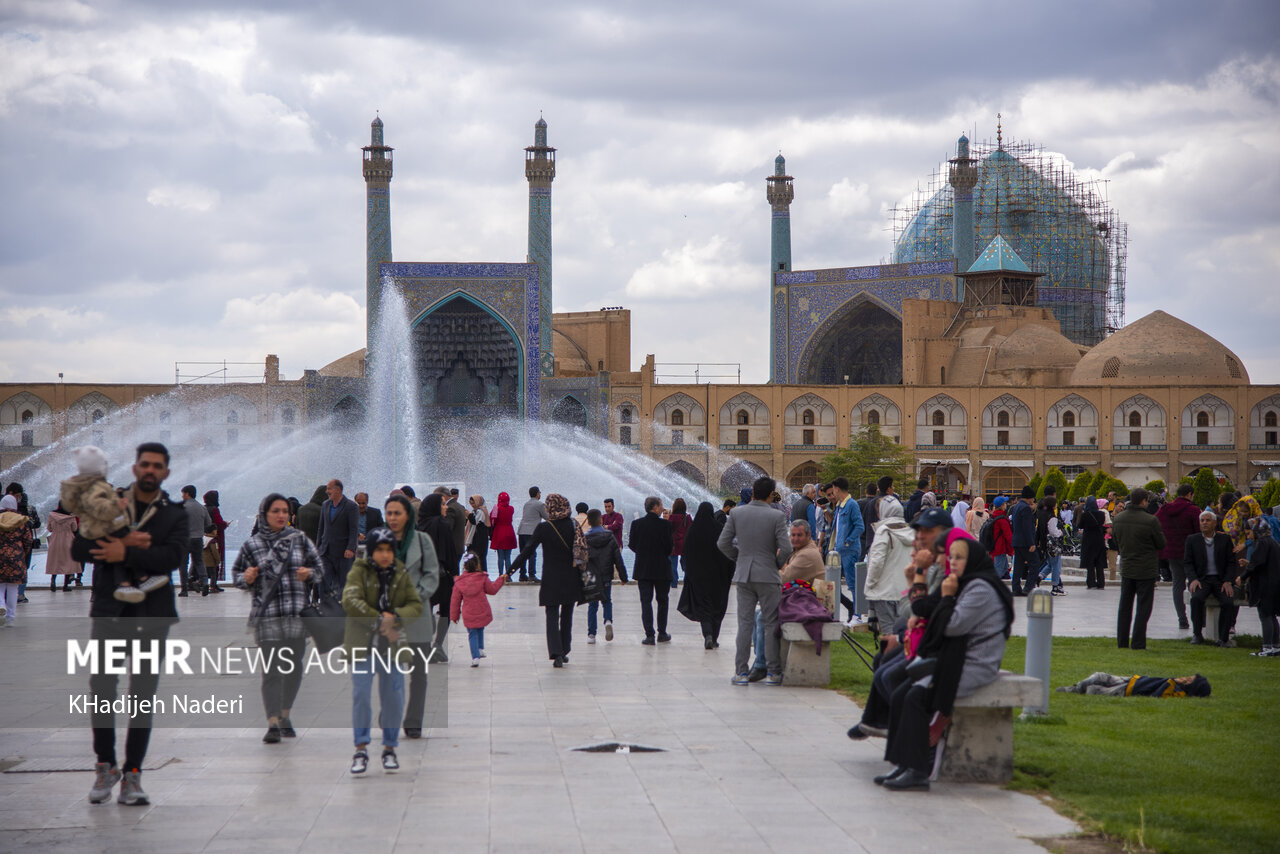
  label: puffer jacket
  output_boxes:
[60,475,128,540]
[341,557,424,655]
[0,513,33,584]
[586,529,628,585]
[449,571,505,629]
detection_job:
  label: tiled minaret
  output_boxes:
[525,116,556,377]
[948,132,978,296]
[363,115,394,349]
[767,153,794,382]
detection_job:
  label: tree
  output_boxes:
[1038,467,1070,502]
[1104,477,1131,501]
[1088,470,1111,497]
[1193,468,1222,509]
[1027,471,1044,497]
[1144,479,1167,494]
[1068,471,1093,501]
[1259,478,1280,511]
[819,425,916,493]
[1221,480,1236,495]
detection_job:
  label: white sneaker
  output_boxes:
[113,586,146,604]
[471,658,480,667]
[587,635,596,644]
[604,621,613,642]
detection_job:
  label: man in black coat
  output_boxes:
[1184,509,1238,646]
[316,478,359,595]
[71,442,187,808]
[629,496,674,644]
[902,477,929,524]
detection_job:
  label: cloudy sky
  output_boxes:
[2,0,1278,385]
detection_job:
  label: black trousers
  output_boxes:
[184,537,206,590]
[89,620,167,771]
[545,602,574,658]
[517,535,539,579]
[1117,577,1156,649]
[700,618,723,642]
[1189,579,1236,643]
[884,680,935,774]
[861,646,908,729]
[259,637,306,721]
[403,641,431,729]
[1011,546,1035,593]
[637,580,669,637]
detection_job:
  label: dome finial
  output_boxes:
[996,112,1003,150]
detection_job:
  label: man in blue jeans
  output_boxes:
[584,509,628,643]
[829,477,865,625]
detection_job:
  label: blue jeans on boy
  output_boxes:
[1039,551,1062,586]
[993,553,1009,578]
[352,653,405,749]
[468,627,485,659]
[587,581,613,636]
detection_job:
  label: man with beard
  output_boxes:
[72,442,187,807]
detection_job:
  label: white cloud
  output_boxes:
[624,236,758,300]
[146,183,220,212]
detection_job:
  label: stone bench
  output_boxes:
[938,671,1042,784]
[779,621,844,687]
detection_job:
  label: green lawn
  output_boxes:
[828,632,1280,854]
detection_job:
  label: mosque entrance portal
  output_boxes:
[801,300,903,386]
[412,296,521,419]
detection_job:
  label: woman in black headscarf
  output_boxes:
[677,501,735,649]
[509,493,583,667]
[1078,496,1108,590]
[416,492,458,663]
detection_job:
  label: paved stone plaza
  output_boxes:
[0,580,1193,853]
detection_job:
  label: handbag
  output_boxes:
[1232,576,1251,607]
[299,582,346,653]
[549,522,598,602]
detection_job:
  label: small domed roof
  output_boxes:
[992,324,1081,372]
[1070,310,1249,386]
[775,153,786,167]
[535,117,547,128]
[371,115,383,127]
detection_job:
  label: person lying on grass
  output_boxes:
[1056,672,1211,697]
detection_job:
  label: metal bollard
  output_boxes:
[1023,588,1054,717]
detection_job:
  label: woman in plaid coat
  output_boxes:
[234,493,323,744]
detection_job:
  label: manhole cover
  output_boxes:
[570,742,664,754]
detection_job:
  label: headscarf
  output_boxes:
[946,538,1014,632]
[469,495,489,527]
[419,493,457,579]
[385,494,417,563]
[255,493,300,546]
[545,493,571,520]
[203,490,220,507]
[0,494,17,512]
[739,487,752,506]
[683,501,720,556]
[1224,494,1261,549]
[971,497,986,513]
[922,491,938,509]
[943,526,976,574]
[497,491,511,508]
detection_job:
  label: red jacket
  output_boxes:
[990,509,1013,557]
[1155,496,1201,561]
[449,571,505,628]
[490,492,517,550]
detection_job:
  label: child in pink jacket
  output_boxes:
[449,552,506,666]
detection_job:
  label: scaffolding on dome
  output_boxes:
[891,137,1127,346]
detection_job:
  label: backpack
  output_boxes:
[978,516,997,551]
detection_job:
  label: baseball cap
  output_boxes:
[910,507,954,530]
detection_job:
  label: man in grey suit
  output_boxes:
[316,478,359,596]
[718,475,793,685]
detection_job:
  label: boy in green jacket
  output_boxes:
[342,528,423,774]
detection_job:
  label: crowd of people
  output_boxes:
[6,439,1279,805]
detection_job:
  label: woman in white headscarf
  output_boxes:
[863,497,916,632]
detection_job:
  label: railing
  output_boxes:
[1249,444,1280,451]
[1112,444,1167,452]
[1180,444,1235,451]
[718,443,772,451]
[784,444,836,451]
[653,443,704,451]
[914,445,969,452]
[654,362,742,384]
[1046,444,1098,451]
[980,444,1033,451]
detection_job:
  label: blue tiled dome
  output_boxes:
[893,146,1111,344]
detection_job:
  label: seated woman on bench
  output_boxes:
[876,537,1015,791]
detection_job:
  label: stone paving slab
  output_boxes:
[0,584,1087,852]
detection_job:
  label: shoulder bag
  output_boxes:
[300,581,346,653]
